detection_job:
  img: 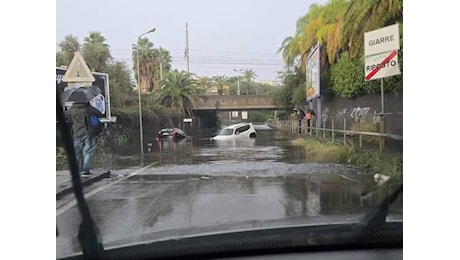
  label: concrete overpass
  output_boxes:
[194,95,283,111]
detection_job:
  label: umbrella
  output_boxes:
[60,86,102,104]
[305,108,316,116]
[293,108,305,120]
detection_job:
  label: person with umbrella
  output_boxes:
[62,86,104,177]
[293,108,306,133]
[305,108,316,133]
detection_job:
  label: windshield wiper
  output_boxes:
[56,93,104,258]
[352,182,403,242]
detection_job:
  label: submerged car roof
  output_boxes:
[224,122,253,129]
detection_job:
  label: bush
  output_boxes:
[291,138,402,179]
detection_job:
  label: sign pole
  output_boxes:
[364,24,401,152]
[380,78,384,113]
[316,97,321,130]
[380,78,385,151]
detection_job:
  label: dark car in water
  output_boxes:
[157,128,187,140]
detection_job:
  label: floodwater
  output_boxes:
[56,125,402,258]
[94,124,370,172]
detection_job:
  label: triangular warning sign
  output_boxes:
[62,51,95,83]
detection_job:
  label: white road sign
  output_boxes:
[364,23,400,56]
[365,50,401,81]
[242,111,248,120]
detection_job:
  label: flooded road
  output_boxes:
[56,125,402,258]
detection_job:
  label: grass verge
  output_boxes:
[291,138,402,180]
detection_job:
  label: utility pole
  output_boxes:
[185,22,190,74]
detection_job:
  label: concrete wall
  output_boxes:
[307,91,403,135]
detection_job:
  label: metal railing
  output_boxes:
[269,112,403,152]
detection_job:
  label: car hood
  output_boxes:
[102,214,372,247]
[60,214,402,260]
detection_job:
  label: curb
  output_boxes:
[56,171,111,200]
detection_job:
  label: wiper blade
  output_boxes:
[56,93,104,258]
[352,182,403,241]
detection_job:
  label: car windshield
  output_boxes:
[218,128,235,136]
[55,0,404,259]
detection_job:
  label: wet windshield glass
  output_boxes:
[219,128,234,136]
[56,0,403,258]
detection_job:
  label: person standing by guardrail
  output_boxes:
[305,108,315,133]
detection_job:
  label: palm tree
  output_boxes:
[278,0,349,67]
[241,69,257,95]
[212,75,228,96]
[342,0,403,58]
[152,47,173,91]
[315,0,349,64]
[81,31,112,72]
[277,4,319,68]
[56,35,81,66]
[155,70,201,116]
[242,69,257,82]
[132,37,156,94]
[196,76,212,94]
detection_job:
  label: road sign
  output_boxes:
[242,111,248,120]
[364,23,400,56]
[62,51,95,84]
[57,67,112,122]
[365,50,401,81]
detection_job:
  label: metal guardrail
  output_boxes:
[269,113,403,152]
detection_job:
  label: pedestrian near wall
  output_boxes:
[305,108,315,133]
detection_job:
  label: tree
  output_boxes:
[196,76,212,94]
[241,69,257,95]
[274,66,306,108]
[154,70,201,116]
[106,61,134,107]
[56,35,81,67]
[152,47,172,91]
[132,37,156,94]
[342,0,403,58]
[212,75,228,96]
[242,69,257,82]
[276,0,403,101]
[278,0,349,68]
[81,31,112,72]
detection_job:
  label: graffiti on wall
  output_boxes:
[322,106,381,125]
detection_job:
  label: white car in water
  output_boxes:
[211,122,257,141]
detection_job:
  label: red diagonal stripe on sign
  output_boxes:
[365,50,398,81]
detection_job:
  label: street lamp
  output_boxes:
[137,27,155,162]
[233,69,242,95]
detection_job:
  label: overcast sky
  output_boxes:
[56,0,327,82]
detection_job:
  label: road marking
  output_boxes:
[56,162,157,216]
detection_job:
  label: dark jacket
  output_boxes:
[68,103,103,139]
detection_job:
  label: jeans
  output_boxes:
[73,135,96,174]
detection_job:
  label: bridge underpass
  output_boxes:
[187,95,288,128]
[195,95,282,111]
